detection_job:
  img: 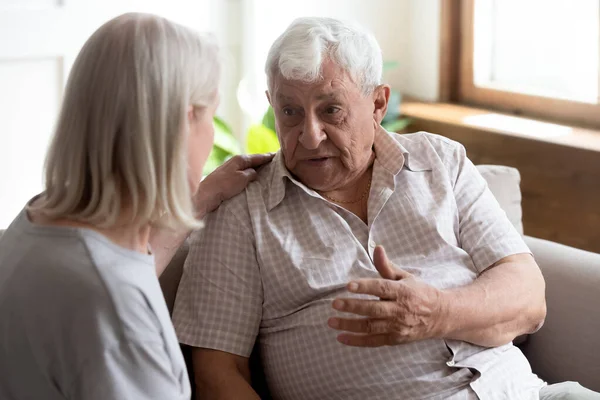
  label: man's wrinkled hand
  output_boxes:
[193,153,275,218]
[328,246,447,347]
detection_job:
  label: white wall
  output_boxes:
[402,0,441,101]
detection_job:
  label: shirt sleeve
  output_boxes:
[450,143,531,273]
[69,340,190,400]
[172,197,263,358]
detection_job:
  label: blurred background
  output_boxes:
[1,0,599,253]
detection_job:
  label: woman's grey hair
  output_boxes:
[30,13,220,229]
[265,17,382,95]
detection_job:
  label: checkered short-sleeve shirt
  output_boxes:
[173,130,545,400]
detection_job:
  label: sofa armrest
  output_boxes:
[522,236,600,391]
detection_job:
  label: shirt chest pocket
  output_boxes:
[300,255,362,291]
[388,173,459,250]
[257,213,376,312]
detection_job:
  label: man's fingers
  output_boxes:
[373,246,396,279]
[336,333,393,347]
[373,245,412,280]
[328,317,391,334]
[332,298,395,317]
[347,279,397,300]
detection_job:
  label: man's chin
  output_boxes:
[291,171,337,192]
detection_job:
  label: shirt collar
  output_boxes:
[266,152,318,211]
[266,127,432,211]
[373,126,432,173]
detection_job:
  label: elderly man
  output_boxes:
[173,17,600,400]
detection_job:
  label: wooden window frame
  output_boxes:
[441,0,600,129]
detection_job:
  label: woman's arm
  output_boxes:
[151,153,274,276]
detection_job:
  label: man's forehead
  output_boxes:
[273,78,351,101]
[275,89,344,101]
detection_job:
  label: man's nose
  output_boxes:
[299,114,326,150]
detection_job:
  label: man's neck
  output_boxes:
[319,154,375,203]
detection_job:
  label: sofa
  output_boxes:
[158,164,600,395]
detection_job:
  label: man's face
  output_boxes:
[268,60,389,191]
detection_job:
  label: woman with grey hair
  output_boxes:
[0,13,271,399]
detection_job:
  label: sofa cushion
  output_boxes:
[476,165,524,235]
[522,236,600,391]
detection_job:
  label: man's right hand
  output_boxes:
[328,246,446,347]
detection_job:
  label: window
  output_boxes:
[456,0,600,128]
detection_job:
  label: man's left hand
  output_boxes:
[328,246,447,347]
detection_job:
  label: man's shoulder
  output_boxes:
[205,158,277,226]
[387,131,467,178]
[248,156,279,196]
[393,131,463,156]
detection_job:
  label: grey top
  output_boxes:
[0,209,191,400]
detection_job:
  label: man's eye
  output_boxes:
[282,108,296,116]
[325,106,340,114]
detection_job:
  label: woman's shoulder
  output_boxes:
[1,221,168,349]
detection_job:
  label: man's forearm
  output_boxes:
[439,254,546,347]
[193,349,260,400]
[197,374,260,400]
[195,360,260,400]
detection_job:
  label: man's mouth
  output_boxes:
[303,156,333,165]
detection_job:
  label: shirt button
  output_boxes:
[446,360,455,367]
[368,240,376,249]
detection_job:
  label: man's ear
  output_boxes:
[266,90,272,106]
[373,84,391,124]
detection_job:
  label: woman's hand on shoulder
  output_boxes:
[193,153,275,218]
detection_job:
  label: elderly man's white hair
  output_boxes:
[265,17,383,95]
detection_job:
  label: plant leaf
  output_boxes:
[261,106,276,132]
[382,118,413,133]
[383,60,399,71]
[246,124,280,154]
[213,116,241,155]
[203,146,230,175]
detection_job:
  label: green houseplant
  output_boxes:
[203,111,280,175]
[202,116,241,175]
[246,107,280,154]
